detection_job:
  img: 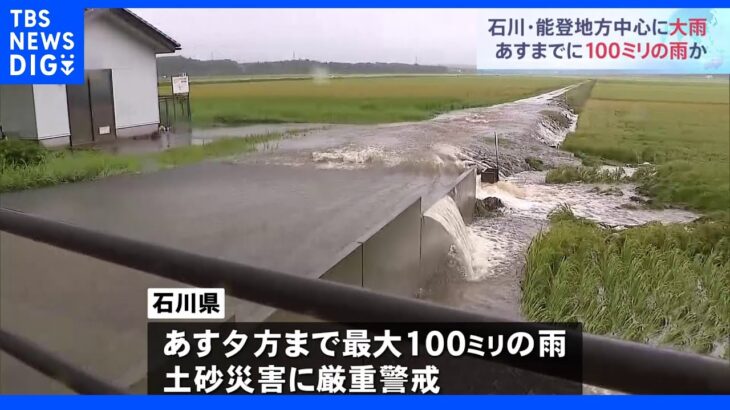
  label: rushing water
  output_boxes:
[423,196,476,279]
[236,85,699,321]
[213,84,700,320]
[423,171,698,319]
[241,85,704,392]
[232,85,581,176]
[418,86,698,320]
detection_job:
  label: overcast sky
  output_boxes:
[130,9,479,66]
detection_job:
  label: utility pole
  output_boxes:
[495,132,500,171]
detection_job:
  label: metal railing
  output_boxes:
[0,328,125,394]
[158,94,191,133]
[0,207,728,395]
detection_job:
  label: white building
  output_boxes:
[0,9,180,147]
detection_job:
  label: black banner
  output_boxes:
[148,322,583,394]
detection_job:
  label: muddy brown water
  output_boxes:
[237,84,696,320]
[422,171,696,320]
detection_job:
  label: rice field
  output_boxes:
[163,75,577,126]
[524,207,729,357]
[523,78,730,357]
[562,78,729,212]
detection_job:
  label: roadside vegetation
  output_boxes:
[160,75,576,126]
[525,157,547,171]
[524,206,729,357]
[0,134,281,193]
[564,79,596,114]
[523,78,730,358]
[545,165,628,184]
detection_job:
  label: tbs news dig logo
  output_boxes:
[4,8,82,83]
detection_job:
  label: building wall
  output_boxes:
[85,13,160,136]
[0,85,37,139]
[32,85,71,146]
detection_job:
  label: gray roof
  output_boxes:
[85,8,181,53]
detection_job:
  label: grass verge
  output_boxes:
[155,134,282,167]
[0,134,281,193]
[523,207,729,358]
[545,165,628,184]
[525,157,546,171]
[564,80,596,114]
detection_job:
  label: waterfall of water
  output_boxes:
[423,196,475,280]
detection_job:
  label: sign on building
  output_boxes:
[171,74,189,95]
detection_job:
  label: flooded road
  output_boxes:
[424,172,697,319]
[189,83,699,320]
[0,84,702,393]
[228,85,581,175]
[198,83,698,320]
[404,90,697,320]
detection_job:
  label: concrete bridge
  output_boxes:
[0,160,475,393]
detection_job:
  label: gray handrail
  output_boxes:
[1,207,728,394]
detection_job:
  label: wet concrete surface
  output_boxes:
[0,163,460,392]
[1,163,458,276]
